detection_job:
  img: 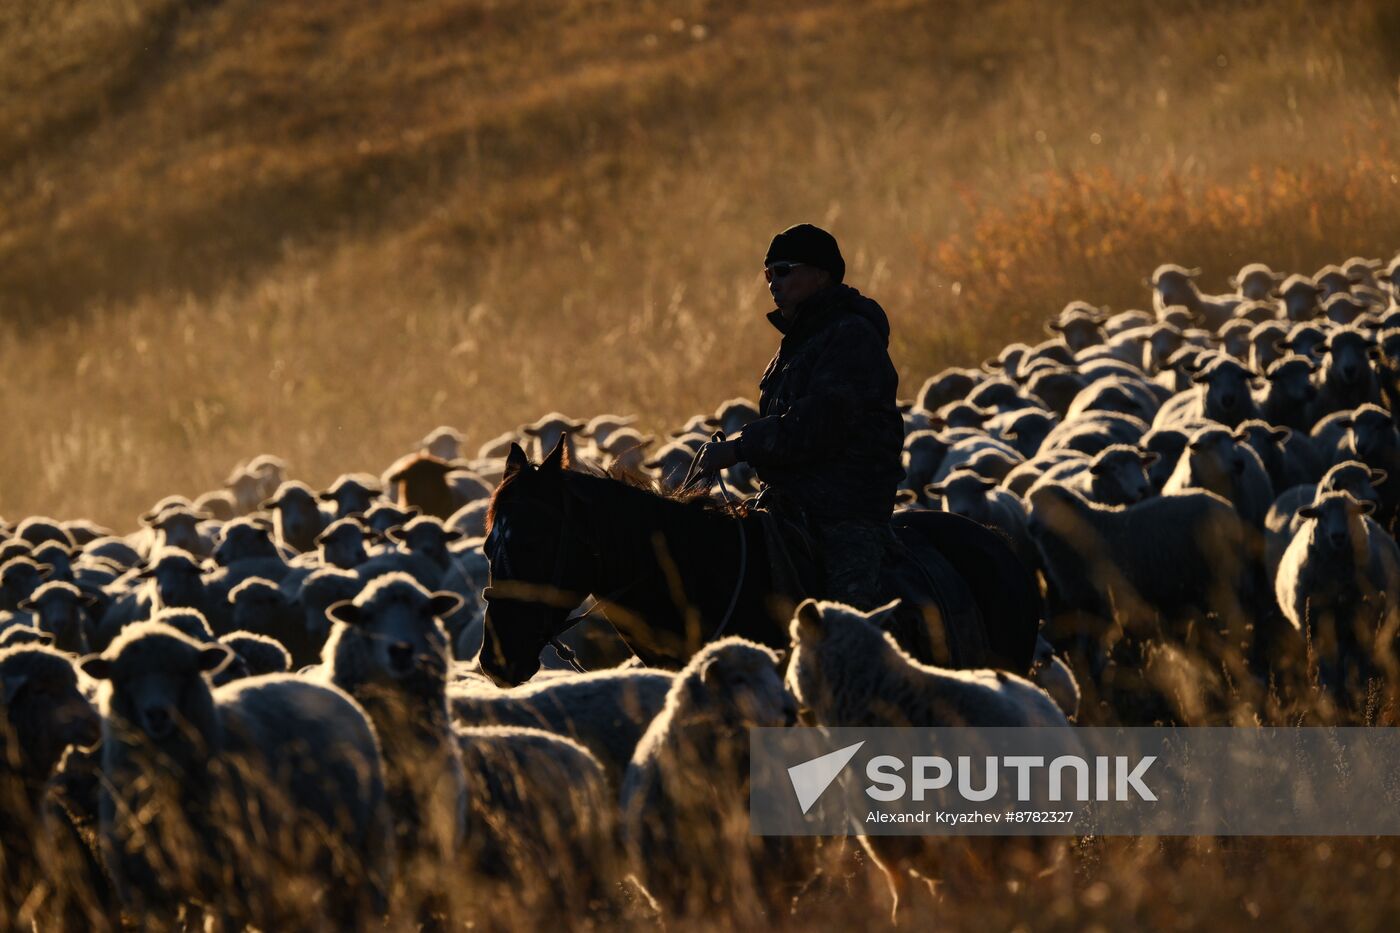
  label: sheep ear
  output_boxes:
[1371,468,1388,487]
[1357,500,1377,515]
[1190,370,1209,384]
[1089,459,1107,476]
[135,566,156,580]
[982,357,1004,371]
[79,656,112,682]
[385,527,405,543]
[430,592,465,619]
[794,598,824,633]
[326,600,361,627]
[894,489,918,506]
[504,443,532,479]
[16,597,33,611]
[1272,427,1293,443]
[1337,418,1356,430]
[198,644,233,674]
[443,529,464,543]
[923,484,943,499]
[1140,451,1161,466]
[699,654,725,689]
[1045,321,1063,334]
[1298,505,1319,519]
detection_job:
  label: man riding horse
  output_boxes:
[694,223,905,610]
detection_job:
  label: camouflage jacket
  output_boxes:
[738,283,905,522]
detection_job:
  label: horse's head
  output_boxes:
[479,438,597,686]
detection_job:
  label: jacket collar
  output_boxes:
[765,284,844,337]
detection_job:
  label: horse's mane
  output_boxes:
[486,455,746,536]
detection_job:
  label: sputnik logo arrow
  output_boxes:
[787,741,865,814]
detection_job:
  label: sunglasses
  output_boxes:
[764,261,808,282]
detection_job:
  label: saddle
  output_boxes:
[753,496,1038,674]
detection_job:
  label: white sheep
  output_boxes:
[785,599,1068,920]
[620,637,807,923]
[1274,491,1400,700]
[81,622,392,926]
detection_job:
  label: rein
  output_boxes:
[488,432,752,676]
[551,435,751,672]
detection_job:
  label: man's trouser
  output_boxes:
[814,518,895,611]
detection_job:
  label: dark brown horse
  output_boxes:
[478,439,1041,686]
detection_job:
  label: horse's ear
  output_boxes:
[504,443,531,479]
[541,436,567,473]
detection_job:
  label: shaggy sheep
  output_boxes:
[361,502,421,541]
[926,469,1037,566]
[446,499,491,539]
[219,631,292,681]
[1149,264,1240,329]
[82,622,392,926]
[17,580,97,655]
[1026,484,1257,646]
[1264,461,1388,578]
[1311,327,1382,421]
[0,645,105,925]
[323,573,616,917]
[1066,376,1161,424]
[583,413,638,451]
[1249,320,1290,375]
[1279,274,1322,322]
[930,435,1023,484]
[384,452,459,520]
[1280,321,1329,361]
[1162,426,1275,528]
[449,668,674,790]
[1323,293,1372,327]
[1230,299,1281,326]
[1234,420,1322,494]
[420,425,466,462]
[1001,449,1086,497]
[1153,355,1261,429]
[260,480,327,554]
[0,556,49,613]
[785,599,1067,920]
[1275,492,1400,699]
[985,408,1058,459]
[917,368,983,412]
[522,412,588,464]
[621,637,805,922]
[293,566,363,653]
[193,490,238,523]
[320,474,384,520]
[1023,366,1090,417]
[139,503,214,560]
[1314,264,1354,300]
[597,427,655,475]
[1332,404,1400,529]
[1040,411,1149,456]
[14,517,74,550]
[227,576,316,665]
[1231,263,1284,301]
[1029,444,1157,506]
[1258,354,1319,432]
[315,516,372,569]
[706,397,760,437]
[645,439,702,493]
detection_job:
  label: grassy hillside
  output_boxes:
[3,0,1400,527]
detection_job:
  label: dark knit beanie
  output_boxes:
[765,223,845,284]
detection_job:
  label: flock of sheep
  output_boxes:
[3,252,1400,926]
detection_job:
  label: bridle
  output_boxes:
[483,436,750,675]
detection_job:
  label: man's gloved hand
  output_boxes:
[694,439,741,473]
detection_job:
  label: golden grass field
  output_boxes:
[5,0,1400,531]
[8,3,1400,929]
